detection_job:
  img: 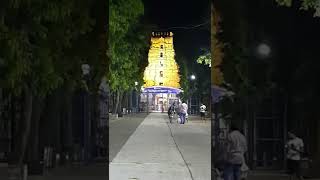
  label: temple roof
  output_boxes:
[142,86,183,94]
[152,31,173,37]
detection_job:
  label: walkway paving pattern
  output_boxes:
[109,113,211,180]
[4,113,315,179]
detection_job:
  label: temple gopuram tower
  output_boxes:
[143,32,180,88]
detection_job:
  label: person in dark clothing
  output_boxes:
[285,131,304,180]
[167,103,175,122]
[224,124,248,180]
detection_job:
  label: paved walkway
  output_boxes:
[0,163,107,180]
[168,115,211,180]
[109,113,148,162]
[247,171,320,180]
[28,164,107,180]
[109,113,211,180]
[0,164,7,179]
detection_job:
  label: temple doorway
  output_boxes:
[139,86,181,113]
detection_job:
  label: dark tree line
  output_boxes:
[0,0,108,178]
[212,0,320,174]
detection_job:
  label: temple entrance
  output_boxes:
[154,93,166,112]
[139,86,181,113]
[152,93,180,112]
[141,32,183,113]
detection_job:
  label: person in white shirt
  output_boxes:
[224,124,248,180]
[200,103,206,120]
[285,131,304,180]
[179,102,188,124]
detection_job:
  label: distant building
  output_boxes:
[143,32,180,88]
[141,32,182,112]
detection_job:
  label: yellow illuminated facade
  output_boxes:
[143,32,180,88]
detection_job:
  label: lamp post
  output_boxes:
[190,74,196,81]
[190,74,196,114]
[134,82,138,113]
[256,43,271,59]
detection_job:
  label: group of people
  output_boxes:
[167,101,188,124]
[167,102,207,124]
[216,125,305,180]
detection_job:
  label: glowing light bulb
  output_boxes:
[257,43,271,56]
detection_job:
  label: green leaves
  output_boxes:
[110,0,144,40]
[109,0,149,93]
[275,0,320,17]
[299,0,318,10]
[275,0,292,7]
[0,0,104,97]
[176,56,190,101]
[197,49,212,67]
[0,27,32,92]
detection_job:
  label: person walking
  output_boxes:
[224,124,248,180]
[167,103,175,123]
[168,103,173,115]
[200,103,206,121]
[285,131,304,180]
[178,102,188,124]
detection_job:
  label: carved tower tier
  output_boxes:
[143,32,180,88]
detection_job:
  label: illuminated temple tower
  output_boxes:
[143,32,180,88]
[141,32,181,112]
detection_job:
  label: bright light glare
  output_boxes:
[257,43,271,56]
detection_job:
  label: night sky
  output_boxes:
[142,0,211,66]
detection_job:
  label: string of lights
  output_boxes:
[154,20,210,31]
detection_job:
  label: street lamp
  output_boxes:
[257,43,271,58]
[189,74,196,114]
[190,74,196,80]
[134,81,139,113]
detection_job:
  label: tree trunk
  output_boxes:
[9,86,33,180]
[122,92,127,113]
[45,89,62,153]
[22,96,43,176]
[30,96,43,161]
[112,92,116,113]
[61,85,73,157]
[65,91,73,152]
[19,86,33,166]
[113,91,121,115]
[118,92,124,115]
[127,92,129,110]
[114,90,123,114]
[121,92,128,110]
[130,91,133,112]
[92,92,100,158]
[55,90,63,153]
